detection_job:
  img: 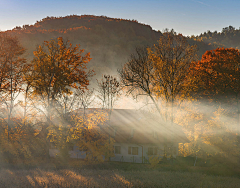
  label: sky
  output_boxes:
[0,0,239,36]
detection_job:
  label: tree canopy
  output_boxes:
[148,31,198,103]
[29,37,92,97]
[187,47,240,100]
[120,32,197,118]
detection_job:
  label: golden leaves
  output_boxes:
[148,32,198,102]
[28,37,93,99]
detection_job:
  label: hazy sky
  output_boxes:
[0,0,239,36]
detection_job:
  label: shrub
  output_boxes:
[149,156,161,168]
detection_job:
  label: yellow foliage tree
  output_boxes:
[73,110,114,163]
[0,117,43,164]
[148,31,197,112]
[47,110,115,163]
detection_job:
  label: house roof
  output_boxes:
[56,108,189,144]
[103,109,189,144]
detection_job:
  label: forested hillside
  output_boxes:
[3,15,220,78]
[193,25,240,49]
[5,15,160,75]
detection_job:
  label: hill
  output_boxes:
[4,15,159,76]
[2,15,222,79]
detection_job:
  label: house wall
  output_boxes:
[49,146,87,159]
[49,143,179,163]
[69,145,87,159]
[111,143,143,163]
[49,149,59,157]
[111,143,179,163]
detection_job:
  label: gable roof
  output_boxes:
[104,109,189,144]
[54,108,189,144]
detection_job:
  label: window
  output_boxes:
[128,146,138,155]
[114,146,121,154]
[148,147,158,155]
[132,147,138,155]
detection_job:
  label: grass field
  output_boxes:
[1,157,240,188]
[0,168,240,188]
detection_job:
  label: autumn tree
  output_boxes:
[118,47,161,113]
[148,31,197,121]
[0,117,45,163]
[71,110,114,162]
[149,31,197,158]
[178,105,240,165]
[120,32,197,158]
[97,75,121,113]
[55,88,95,127]
[120,32,197,120]
[61,89,95,116]
[187,48,240,145]
[187,47,240,100]
[0,34,27,140]
[27,37,93,123]
[47,109,114,163]
[0,34,26,113]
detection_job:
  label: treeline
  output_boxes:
[14,15,142,31]
[193,25,240,49]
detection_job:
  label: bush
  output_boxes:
[149,156,161,168]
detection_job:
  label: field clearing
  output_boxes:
[0,168,240,188]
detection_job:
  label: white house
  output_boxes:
[54,109,189,163]
[106,109,188,163]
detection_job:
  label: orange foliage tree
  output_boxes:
[26,37,93,122]
[188,47,240,99]
[181,48,240,160]
[0,34,26,111]
[0,34,26,101]
[0,33,27,143]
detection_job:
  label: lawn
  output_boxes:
[0,168,240,188]
[0,157,240,187]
